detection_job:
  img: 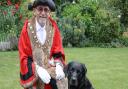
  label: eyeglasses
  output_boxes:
[36,6,50,13]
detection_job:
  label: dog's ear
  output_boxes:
[81,63,87,75]
[64,64,69,77]
[64,62,73,77]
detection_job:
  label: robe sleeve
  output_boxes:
[18,20,37,88]
[49,17,66,65]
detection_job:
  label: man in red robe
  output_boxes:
[18,0,66,89]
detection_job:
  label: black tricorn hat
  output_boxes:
[28,0,55,12]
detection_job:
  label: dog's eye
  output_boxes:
[70,68,75,72]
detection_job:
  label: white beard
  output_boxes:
[37,17,47,27]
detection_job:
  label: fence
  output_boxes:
[0,33,18,51]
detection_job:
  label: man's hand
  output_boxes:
[55,63,65,80]
[35,64,51,84]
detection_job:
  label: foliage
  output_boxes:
[0,0,21,4]
[107,0,128,30]
[58,0,125,47]
[118,37,128,47]
[0,0,22,37]
[0,0,23,50]
[0,6,16,39]
[93,8,122,43]
[0,0,128,48]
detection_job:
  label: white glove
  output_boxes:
[35,64,51,84]
[55,63,65,80]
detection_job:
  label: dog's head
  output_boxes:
[64,61,87,87]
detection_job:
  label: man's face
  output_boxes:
[33,5,50,27]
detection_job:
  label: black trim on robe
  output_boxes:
[20,56,33,81]
[50,78,58,89]
[52,52,62,59]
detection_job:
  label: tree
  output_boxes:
[53,0,79,17]
[107,0,128,30]
[57,0,123,47]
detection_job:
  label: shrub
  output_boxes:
[58,0,123,47]
[0,0,22,50]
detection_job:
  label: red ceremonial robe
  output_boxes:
[18,17,65,89]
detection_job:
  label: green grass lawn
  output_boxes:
[0,47,128,89]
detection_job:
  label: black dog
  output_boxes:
[64,61,94,89]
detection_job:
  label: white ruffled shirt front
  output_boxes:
[36,20,47,45]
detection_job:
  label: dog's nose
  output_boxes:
[72,76,77,80]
